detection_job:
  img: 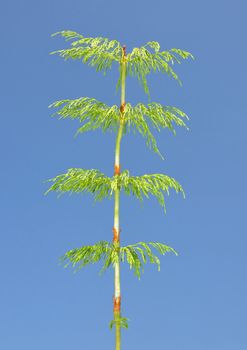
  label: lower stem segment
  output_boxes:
[114,311,121,350]
[113,180,121,350]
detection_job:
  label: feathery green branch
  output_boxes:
[120,241,177,278]
[45,169,111,201]
[126,42,194,95]
[49,97,119,133]
[51,31,122,73]
[123,102,189,157]
[61,241,116,273]
[112,170,185,212]
[45,169,184,211]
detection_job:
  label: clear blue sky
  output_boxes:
[1,0,246,349]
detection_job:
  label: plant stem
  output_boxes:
[113,46,126,350]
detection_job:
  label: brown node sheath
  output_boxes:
[114,164,121,176]
[122,45,127,57]
[120,102,126,114]
[112,227,121,242]
[113,296,121,312]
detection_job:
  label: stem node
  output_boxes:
[112,227,121,242]
[114,164,121,176]
[113,296,121,312]
[120,102,126,113]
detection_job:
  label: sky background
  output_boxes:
[0,0,246,349]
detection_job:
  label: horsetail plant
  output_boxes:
[46,30,193,350]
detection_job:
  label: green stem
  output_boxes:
[113,49,126,350]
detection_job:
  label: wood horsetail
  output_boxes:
[46,30,193,350]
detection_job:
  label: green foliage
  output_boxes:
[51,31,194,94]
[120,241,177,279]
[45,169,111,201]
[51,31,122,73]
[46,169,184,211]
[109,317,129,330]
[49,97,119,133]
[49,97,189,157]
[126,42,194,96]
[123,102,189,157]
[113,170,185,212]
[61,241,117,273]
[61,240,177,279]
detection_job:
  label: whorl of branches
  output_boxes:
[51,31,194,94]
[61,240,177,279]
[45,169,185,211]
[109,316,129,330]
[49,97,189,157]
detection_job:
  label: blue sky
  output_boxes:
[1,0,246,349]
